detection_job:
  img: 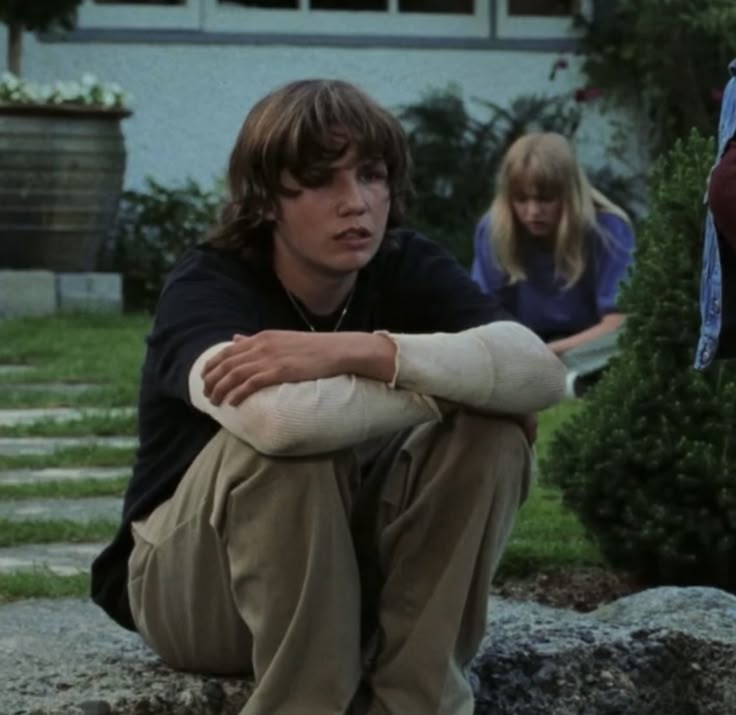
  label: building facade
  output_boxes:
[3,1,616,191]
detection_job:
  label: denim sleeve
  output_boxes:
[594,212,636,315]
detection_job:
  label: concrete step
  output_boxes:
[0,365,33,375]
[0,381,100,395]
[0,406,135,427]
[0,436,136,456]
[0,466,129,485]
[0,542,105,576]
[0,496,122,522]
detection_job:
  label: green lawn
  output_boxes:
[0,313,602,601]
[0,313,150,408]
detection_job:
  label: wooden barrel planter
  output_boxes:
[0,104,131,271]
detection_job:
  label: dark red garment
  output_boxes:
[709,139,736,254]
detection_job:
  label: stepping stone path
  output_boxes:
[0,406,135,426]
[0,367,133,580]
[0,466,129,486]
[1,381,99,394]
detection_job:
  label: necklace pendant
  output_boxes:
[284,285,355,333]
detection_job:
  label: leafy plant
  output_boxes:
[99,178,222,312]
[575,0,736,155]
[0,0,82,75]
[543,131,736,591]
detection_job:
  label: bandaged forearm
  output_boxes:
[189,343,441,456]
[379,321,566,414]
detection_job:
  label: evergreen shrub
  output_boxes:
[542,131,736,591]
[99,177,221,312]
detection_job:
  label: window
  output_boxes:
[507,0,575,16]
[78,0,201,28]
[310,1,387,10]
[497,0,585,39]
[93,0,185,5]
[399,0,474,13]
[202,0,488,37]
[217,0,298,7]
[77,1,582,42]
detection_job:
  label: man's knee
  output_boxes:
[446,412,531,499]
[206,428,357,519]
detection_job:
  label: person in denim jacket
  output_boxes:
[695,59,736,368]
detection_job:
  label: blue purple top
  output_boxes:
[470,211,635,340]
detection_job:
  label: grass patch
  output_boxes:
[535,399,583,464]
[498,483,603,578]
[0,314,150,408]
[0,412,137,438]
[0,314,608,594]
[0,569,89,603]
[0,445,135,471]
[0,477,129,501]
[0,519,116,547]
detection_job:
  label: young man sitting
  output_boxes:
[91,78,566,715]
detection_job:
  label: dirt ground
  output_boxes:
[491,567,644,612]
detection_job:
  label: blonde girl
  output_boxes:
[471,132,635,392]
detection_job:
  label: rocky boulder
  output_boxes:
[1,587,734,714]
[473,586,736,715]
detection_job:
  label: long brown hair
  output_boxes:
[209,79,412,257]
[490,132,630,287]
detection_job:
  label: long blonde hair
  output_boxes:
[489,132,630,288]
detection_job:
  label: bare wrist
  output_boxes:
[339,332,397,383]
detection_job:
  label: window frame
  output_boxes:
[496,0,589,39]
[77,0,202,30]
[65,0,590,46]
[200,0,489,38]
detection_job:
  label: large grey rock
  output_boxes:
[0,599,251,715]
[1,587,734,715]
[473,587,736,715]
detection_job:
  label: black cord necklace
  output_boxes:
[284,285,356,332]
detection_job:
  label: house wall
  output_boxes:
[1,28,623,193]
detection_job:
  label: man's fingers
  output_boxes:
[226,371,280,406]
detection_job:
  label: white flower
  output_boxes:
[0,72,129,109]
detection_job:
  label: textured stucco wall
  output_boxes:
[2,32,624,192]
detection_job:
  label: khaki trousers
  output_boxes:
[127,411,530,715]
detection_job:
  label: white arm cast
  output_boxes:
[188,343,442,456]
[188,322,565,456]
[380,320,566,414]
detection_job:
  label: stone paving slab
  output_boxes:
[0,406,135,426]
[0,435,136,456]
[0,365,33,375]
[0,381,100,394]
[0,497,122,522]
[0,542,105,576]
[0,466,129,485]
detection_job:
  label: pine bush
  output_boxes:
[542,131,736,590]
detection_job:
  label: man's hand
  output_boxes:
[202,330,396,406]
